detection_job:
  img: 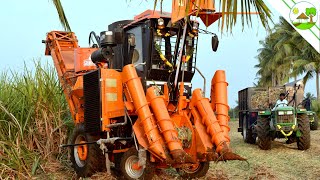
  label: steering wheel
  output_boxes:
[276,102,288,107]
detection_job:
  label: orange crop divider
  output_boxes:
[146,86,192,162]
[211,70,231,144]
[122,64,167,160]
[190,89,229,154]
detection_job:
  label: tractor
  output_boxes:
[308,111,318,130]
[43,1,245,179]
[238,80,310,150]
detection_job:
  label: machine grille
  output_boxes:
[83,69,101,133]
[278,114,294,124]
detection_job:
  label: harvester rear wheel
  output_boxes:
[310,114,318,130]
[243,115,256,144]
[69,124,105,177]
[120,147,155,180]
[176,162,209,179]
[297,114,311,150]
[256,116,272,150]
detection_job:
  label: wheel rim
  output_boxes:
[74,135,87,167]
[243,116,247,140]
[181,163,201,173]
[125,155,144,179]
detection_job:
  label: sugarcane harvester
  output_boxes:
[43,1,244,179]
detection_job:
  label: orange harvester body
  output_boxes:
[44,1,245,175]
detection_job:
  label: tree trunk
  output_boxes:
[272,73,274,86]
[310,15,314,23]
[317,71,319,100]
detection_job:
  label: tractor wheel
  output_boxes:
[69,124,105,177]
[310,114,318,130]
[256,116,272,150]
[120,147,155,180]
[176,162,209,179]
[243,115,256,144]
[297,114,311,150]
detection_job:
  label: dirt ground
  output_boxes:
[40,120,320,180]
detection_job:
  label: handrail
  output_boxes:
[195,67,206,97]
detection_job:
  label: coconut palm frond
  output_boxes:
[219,0,273,32]
[51,0,71,32]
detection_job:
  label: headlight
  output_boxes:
[278,111,285,115]
[157,18,165,29]
[286,111,293,115]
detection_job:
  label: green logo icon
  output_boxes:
[289,1,317,30]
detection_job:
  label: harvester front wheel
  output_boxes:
[297,114,311,150]
[177,162,209,179]
[256,116,272,150]
[310,114,318,130]
[243,115,256,144]
[120,147,155,180]
[69,124,105,177]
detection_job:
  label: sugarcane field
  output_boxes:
[0,0,319,180]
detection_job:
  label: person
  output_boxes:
[304,97,311,111]
[273,93,288,110]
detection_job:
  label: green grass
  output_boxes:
[292,22,316,30]
[0,60,73,179]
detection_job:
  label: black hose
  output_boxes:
[88,31,101,47]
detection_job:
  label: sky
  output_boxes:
[0,0,317,107]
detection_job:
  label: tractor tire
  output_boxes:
[120,147,155,180]
[310,114,319,130]
[176,162,209,179]
[256,116,272,150]
[69,124,105,177]
[297,114,311,150]
[243,115,256,144]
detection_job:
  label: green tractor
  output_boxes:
[307,111,318,130]
[256,81,310,150]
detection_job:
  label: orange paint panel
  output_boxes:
[74,48,97,73]
[101,69,125,131]
[190,108,214,150]
[133,118,149,149]
[71,76,83,97]
[60,51,75,71]
[171,0,193,24]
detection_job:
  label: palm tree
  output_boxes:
[305,92,316,101]
[51,0,71,31]
[255,16,320,99]
[51,0,273,32]
[255,19,293,87]
[291,42,320,99]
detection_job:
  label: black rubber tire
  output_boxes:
[176,162,209,179]
[243,115,256,144]
[256,116,272,150]
[297,114,311,150]
[310,114,319,130]
[120,147,155,180]
[69,124,105,177]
